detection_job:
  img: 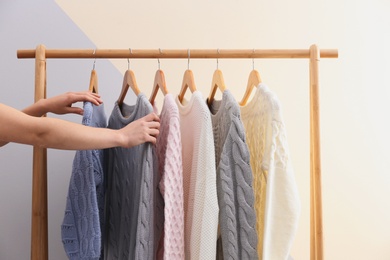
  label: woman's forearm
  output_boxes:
[22,99,48,117]
[34,117,124,150]
[0,99,47,147]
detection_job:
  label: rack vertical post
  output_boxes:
[31,44,48,260]
[309,44,323,260]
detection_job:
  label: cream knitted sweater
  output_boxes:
[240,84,300,260]
[175,91,219,260]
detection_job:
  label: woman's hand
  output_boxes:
[41,91,103,115]
[23,91,103,117]
[119,113,161,147]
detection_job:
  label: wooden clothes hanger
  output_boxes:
[239,69,262,106]
[178,69,197,104]
[178,50,197,104]
[88,69,98,93]
[239,53,262,106]
[207,50,227,106]
[117,51,141,106]
[117,57,143,106]
[88,54,98,93]
[149,68,169,105]
[207,69,226,106]
[117,69,141,106]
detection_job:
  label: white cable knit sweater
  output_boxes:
[175,91,219,260]
[240,83,301,260]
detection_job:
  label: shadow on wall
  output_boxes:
[0,1,122,259]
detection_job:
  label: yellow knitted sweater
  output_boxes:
[240,83,301,260]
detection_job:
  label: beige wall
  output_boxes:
[56,0,390,259]
[1,0,390,259]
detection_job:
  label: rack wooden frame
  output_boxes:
[17,44,338,260]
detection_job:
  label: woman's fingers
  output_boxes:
[143,112,160,122]
[71,91,103,105]
[147,128,160,137]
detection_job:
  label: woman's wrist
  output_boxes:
[115,129,128,148]
[35,99,49,115]
[22,99,49,117]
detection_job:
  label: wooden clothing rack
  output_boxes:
[17,44,338,260]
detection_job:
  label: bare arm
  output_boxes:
[0,103,160,150]
[0,91,103,147]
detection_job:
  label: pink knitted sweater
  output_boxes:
[155,94,185,259]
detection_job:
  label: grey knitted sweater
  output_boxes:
[208,90,258,260]
[103,94,164,260]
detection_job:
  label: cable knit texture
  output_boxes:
[104,94,164,260]
[208,90,258,260]
[61,102,107,260]
[175,91,219,260]
[154,94,185,260]
[240,84,301,260]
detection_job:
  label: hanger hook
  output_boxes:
[92,49,96,70]
[252,49,255,70]
[187,49,190,70]
[158,48,162,70]
[217,48,220,70]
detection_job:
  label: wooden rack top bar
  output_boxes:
[17,48,338,59]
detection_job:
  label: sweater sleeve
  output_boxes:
[190,116,219,259]
[158,115,185,259]
[135,143,156,260]
[218,115,258,260]
[61,150,102,260]
[262,119,301,260]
